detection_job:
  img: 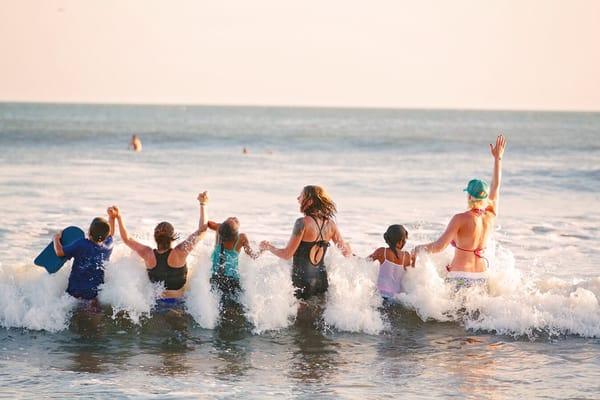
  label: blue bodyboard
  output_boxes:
[34,226,85,274]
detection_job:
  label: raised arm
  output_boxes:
[259,217,305,260]
[488,134,506,210]
[172,191,209,260]
[113,206,154,263]
[107,207,116,237]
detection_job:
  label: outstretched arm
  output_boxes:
[259,217,305,260]
[173,191,209,259]
[113,206,154,263]
[488,134,506,211]
[240,234,262,259]
[331,224,352,257]
[413,215,461,255]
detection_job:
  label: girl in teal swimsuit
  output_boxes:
[208,217,261,301]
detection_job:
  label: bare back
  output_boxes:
[450,209,496,272]
[300,216,337,265]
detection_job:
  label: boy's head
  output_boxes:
[89,217,110,243]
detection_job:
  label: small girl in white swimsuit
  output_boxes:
[367,225,414,299]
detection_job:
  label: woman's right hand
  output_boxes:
[107,205,120,218]
[198,191,208,205]
[490,134,506,160]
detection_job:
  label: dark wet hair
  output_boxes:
[301,185,337,219]
[218,219,239,243]
[154,221,179,251]
[89,217,110,243]
[383,225,408,259]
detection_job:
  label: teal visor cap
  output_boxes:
[464,179,489,200]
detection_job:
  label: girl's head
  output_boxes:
[89,217,110,243]
[219,217,240,243]
[384,225,408,258]
[154,221,179,251]
[297,185,337,219]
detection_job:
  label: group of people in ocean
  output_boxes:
[52,135,506,312]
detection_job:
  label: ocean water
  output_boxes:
[0,103,599,398]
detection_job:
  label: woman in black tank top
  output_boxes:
[112,192,209,299]
[260,185,352,300]
[147,249,187,290]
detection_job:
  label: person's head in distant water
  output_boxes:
[218,217,240,243]
[154,221,179,251]
[464,178,490,210]
[383,224,408,259]
[297,185,337,219]
[89,217,111,243]
[130,134,142,152]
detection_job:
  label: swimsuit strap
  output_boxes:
[451,240,484,256]
[383,248,387,261]
[309,215,330,247]
[449,240,490,271]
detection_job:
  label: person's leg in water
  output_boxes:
[211,274,245,325]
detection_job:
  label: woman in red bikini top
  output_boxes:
[413,135,506,275]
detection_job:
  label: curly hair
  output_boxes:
[300,185,337,219]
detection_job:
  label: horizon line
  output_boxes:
[1,100,599,114]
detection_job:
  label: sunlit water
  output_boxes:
[0,104,599,398]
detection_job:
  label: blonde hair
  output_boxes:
[301,185,337,219]
[468,196,488,210]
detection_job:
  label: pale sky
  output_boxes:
[1,0,599,110]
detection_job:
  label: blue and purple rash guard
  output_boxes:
[63,236,114,300]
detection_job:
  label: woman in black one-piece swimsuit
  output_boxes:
[260,185,352,300]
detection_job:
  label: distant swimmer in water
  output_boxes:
[111,192,209,303]
[413,134,507,288]
[208,216,262,304]
[53,209,115,307]
[129,134,142,152]
[260,185,352,300]
[367,225,414,300]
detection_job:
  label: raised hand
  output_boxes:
[490,134,506,161]
[107,206,119,219]
[197,191,208,205]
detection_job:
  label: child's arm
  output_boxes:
[107,207,116,237]
[240,233,262,259]
[53,232,65,257]
[173,192,209,260]
[367,247,384,263]
[207,221,219,231]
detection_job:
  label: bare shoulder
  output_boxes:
[398,250,412,266]
[239,233,249,245]
[292,217,306,236]
[369,247,385,262]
